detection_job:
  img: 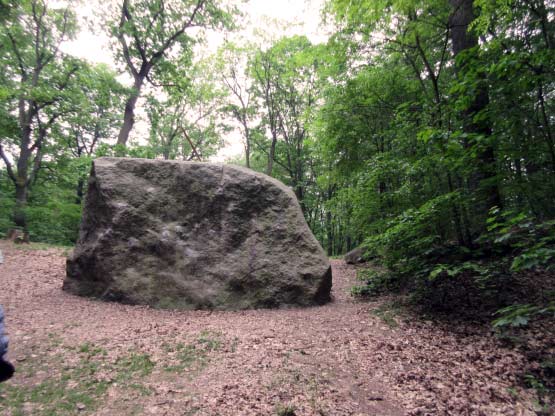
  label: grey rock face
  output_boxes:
[64,157,332,310]
[344,247,366,264]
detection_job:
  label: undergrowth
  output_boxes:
[351,207,555,412]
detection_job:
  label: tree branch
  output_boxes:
[0,143,16,183]
[145,72,182,89]
[6,32,27,77]
[118,0,139,79]
[42,7,72,70]
[179,125,201,161]
[150,0,206,64]
[122,0,147,64]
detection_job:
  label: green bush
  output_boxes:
[26,201,82,245]
[0,188,15,237]
[0,162,84,246]
[352,268,401,297]
[355,204,555,323]
[362,192,460,281]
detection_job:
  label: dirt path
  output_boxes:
[0,242,540,415]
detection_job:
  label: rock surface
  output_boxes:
[64,157,332,310]
[344,247,366,264]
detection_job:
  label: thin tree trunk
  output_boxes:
[241,116,251,168]
[326,210,333,256]
[13,182,28,231]
[12,105,33,234]
[267,134,277,176]
[244,130,251,168]
[447,173,466,246]
[117,76,144,148]
[537,81,555,176]
[326,185,335,256]
[295,185,305,214]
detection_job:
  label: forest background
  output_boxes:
[0,0,554,329]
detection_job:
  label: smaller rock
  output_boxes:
[344,247,366,264]
[368,396,384,401]
[76,403,86,411]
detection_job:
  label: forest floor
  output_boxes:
[0,240,548,415]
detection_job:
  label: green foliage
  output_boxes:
[364,193,459,276]
[247,35,324,187]
[352,268,400,297]
[103,0,239,146]
[493,303,555,328]
[105,0,237,82]
[25,199,81,244]
[60,62,128,157]
[429,261,492,287]
[310,0,555,331]
[0,1,129,238]
[0,181,15,237]
[352,199,555,314]
[145,57,227,161]
[0,157,85,245]
[483,208,555,272]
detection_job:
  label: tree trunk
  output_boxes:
[12,112,32,236]
[326,210,333,256]
[346,234,353,252]
[447,173,466,246]
[116,76,144,148]
[266,134,277,176]
[450,0,502,231]
[239,114,251,169]
[295,184,305,214]
[13,181,28,234]
[326,185,335,256]
[244,129,251,169]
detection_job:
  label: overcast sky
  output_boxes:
[60,0,328,161]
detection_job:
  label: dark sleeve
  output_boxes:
[0,306,8,358]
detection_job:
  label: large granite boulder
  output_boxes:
[64,157,332,310]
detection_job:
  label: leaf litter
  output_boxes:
[0,241,548,415]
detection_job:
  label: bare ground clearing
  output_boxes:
[0,241,542,415]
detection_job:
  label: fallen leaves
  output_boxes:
[0,242,550,415]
